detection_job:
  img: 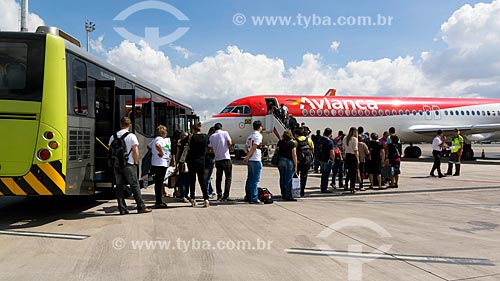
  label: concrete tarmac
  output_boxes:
[1,152,500,281]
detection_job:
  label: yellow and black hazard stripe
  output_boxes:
[0,161,65,196]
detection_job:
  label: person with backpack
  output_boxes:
[243,120,264,204]
[147,125,174,209]
[293,128,314,197]
[108,117,152,215]
[276,130,297,201]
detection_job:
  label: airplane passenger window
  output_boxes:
[412,110,417,115]
[466,111,470,115]
[317,109,322,116]
[471,111,475,116]
[444,111,449,116]
[477,110,480,115]
[386,110,390,116]
[450,111,454,115]
[324,109,329,116]
[331,109,336,116]
[461,110,465,115]
[379,110,384,116]
[497,111,500,115]
[482,111,486,116]
[392,110,397,115]
[310,109,315,116]
[419,110,423,115]
[487,111,491,116]
[338,109,344,116]
[435,111,440,116]
[365,110,370,116]
[372,110,377,116]
[400,110,405,115]
[358,109,363,116]
[455,110,459,115]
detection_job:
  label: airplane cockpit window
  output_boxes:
[229,105,251,115]
[221,106,235,113]
[243,106,251,115]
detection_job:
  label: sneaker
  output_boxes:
[209,193,216,199]
[250,200,264,205]
[190,199,196,207]
[137,208,152,214]
[204,200,210,208]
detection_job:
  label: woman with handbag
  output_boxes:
[147,125,174,208]
[276,130,298,201]
[176,131,191,203]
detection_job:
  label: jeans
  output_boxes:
[204,159,215,195]
[245,161,262,202]
[345,153,358,190]
[278,157,294,199]
[188,161,209,200]
[297,162,309,196]
[320,160,333,192]
[178,172,190,199]
[150,165,167,205]
[331,159,344,187]
[215,159,233,199]
[114,164,146,211]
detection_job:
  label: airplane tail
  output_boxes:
[324,88,336,96]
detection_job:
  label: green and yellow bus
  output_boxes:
[0,26,197,196]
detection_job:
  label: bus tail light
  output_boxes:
[44,131,54,140]
[37,149,51,161]
[48,141,58,149]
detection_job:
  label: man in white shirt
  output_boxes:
[430,129,446,178]
[109,117,152,215]
[209,123,233,200]
[243,120,264,204]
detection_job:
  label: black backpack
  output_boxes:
[258,187,273,204]
[296,138,313,165]
[108,132,131,168]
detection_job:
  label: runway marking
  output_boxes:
[0,230,89,240]
[286,248,494,266]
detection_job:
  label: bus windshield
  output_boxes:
[0,35,45,101]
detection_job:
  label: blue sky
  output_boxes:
[2,0,499,117]
[28,0,482,67]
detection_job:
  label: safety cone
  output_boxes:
[481,149,485,159]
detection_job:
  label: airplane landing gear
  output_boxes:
[404,145,422,158]
[462,144,474,160]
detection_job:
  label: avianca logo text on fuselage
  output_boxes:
[298,97,379,111]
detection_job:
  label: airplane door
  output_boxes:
[423,105,432,120]
[432,106,441,120]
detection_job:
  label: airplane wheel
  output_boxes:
[462,148,474,160]
[404,146,421,158]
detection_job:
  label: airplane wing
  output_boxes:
[408,124,500,136]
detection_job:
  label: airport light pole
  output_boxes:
[85,20,95,52]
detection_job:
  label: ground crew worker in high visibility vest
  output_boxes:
[446,128,464,176]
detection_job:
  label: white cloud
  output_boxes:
[329,41,340,52]
[169,44,194,59]
[0,0,44,32]
[90,35,107,55]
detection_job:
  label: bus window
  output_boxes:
[135,87,153,136]
[0,40,44,101]
[72,59,88,115]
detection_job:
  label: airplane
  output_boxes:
[202,89,500,160]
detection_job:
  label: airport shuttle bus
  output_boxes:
[0,26,197,196]
[203,93,500,160]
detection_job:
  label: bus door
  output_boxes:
[93,80,135,187]
[187,114,199,131]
